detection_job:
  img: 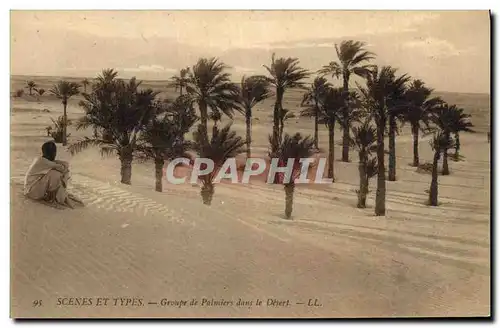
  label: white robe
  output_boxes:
[23,157,70,205]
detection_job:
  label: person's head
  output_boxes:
[41,141,57,161]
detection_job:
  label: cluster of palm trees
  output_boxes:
[49,39,474,218]
[23,80,46,98]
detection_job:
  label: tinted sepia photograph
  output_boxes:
[10,10,491,318]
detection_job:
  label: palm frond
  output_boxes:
[350,119,377,153]
[317,61,342,79]
[186,57,241,120]
[192,123,246,168]
[50,80,80,102]
[317,86,345,127]
[68,137,115,156]
[430,131,455,153]
[265,54,310,90]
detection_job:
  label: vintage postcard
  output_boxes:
[10,10,491,318]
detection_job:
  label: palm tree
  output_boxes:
[69,70,159,185]
[429,131,454,206]
[274,133,315,219]
[432,104,474,175]
[192,124,246,205]
[185,58,240,146]
[164,94,198,147]
[264,53,310,155]
[300,76,332,149]
[48,115,73,143]
[403,79,443,167]
[49,80,81,145]
[317,87,345,180]
[169,67,191,96]
[350,120,378,208]
[235,75,272,159]
[81,78,90,93]
[37,88,45,96]
[451,108,474,160]
[137,112,195,192]
[25,80,37,96]
[358,65,408,216]
[318,40,375,162]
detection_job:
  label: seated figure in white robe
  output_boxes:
[24,141,83,208]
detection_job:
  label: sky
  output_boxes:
[10,10,490,93]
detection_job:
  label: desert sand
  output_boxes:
[10,76,490,318]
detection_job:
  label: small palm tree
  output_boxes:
[25,80,37,96]
[70,70,159,185]
[319,40,375,162]
[300,76,332,149]
[264,53,310,155]
[235,75,272,159]
[403,79,443,167]
[50,80,81,145]
[48,115,72,143]
[350,120,378,208]
[169,67,191,96]
[432,104,474,174]
[192,124,246,205]
[317,87,345,180]
[81,78,90,93]
[137,113,195,192]
[358,65,408,216]
[429,131,454,206]
[37,88,45,96]
[274,133,315,219]
[185,58,240,146]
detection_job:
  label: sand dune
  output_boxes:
[10,89,490,318]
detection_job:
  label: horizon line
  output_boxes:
[10,73,491,96]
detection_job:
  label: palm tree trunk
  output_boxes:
[120,147,133,185]
[180,85,183,96]
[388,114,397,181]
[154,158,164,192]
[62,101,68,146]
[246,110,252,159]
[341,74,350,162]
[273,88,284,147]
[314,101,319,149]
[279,114,285,144]
[412,124,420,167]
[375,114,386,216]
[442,131,450,175]
[284,183,295,219]
[357,150,367,208]
[429,151,439,206]
[212,120,219,136]
[200,182,214,205]
[454,133,460,158]
[327,121,335,181]
[199,100,209,146]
